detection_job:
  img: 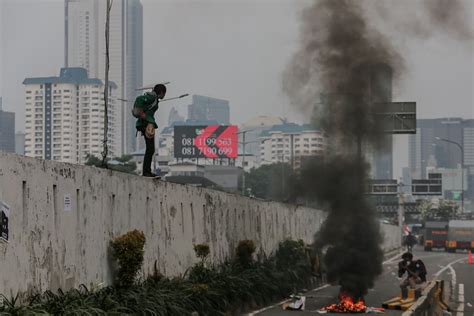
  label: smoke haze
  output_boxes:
[284,0,471,298]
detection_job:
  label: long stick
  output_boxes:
[161,94,189,102]
[118,94,189,103]
[101,0,112,167]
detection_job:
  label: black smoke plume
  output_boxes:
[422,0,472,40]
[283,0,402,298]
[285,0,471,299]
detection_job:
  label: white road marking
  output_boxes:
[431,257,467,316]
[449,264,457,295]
[434,257,467,277]
[244,284,330,316]
[383,251,404,264]
[457,283,464,316]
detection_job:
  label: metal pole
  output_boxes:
[290,134,294,170]
[398,183,405,245]
[242,132,246,195]
[281,155,285,197]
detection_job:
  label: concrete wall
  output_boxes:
[380,223,401,253]
[0,152,400,296]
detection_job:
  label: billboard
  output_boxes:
[367,179,398,195]
[375,102,416,134]
[174,125,238,159]
[412,178,442,196]
[0,201,10,242]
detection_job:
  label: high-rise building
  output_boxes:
[409,118,474,203]
[168,107,185,126]
[23,68,118,164]
[65,0,143,154]
[188,95,230,124]
[361,63,393,180]
[0,98,15,153]
[318,64,394,179]
[15,132,25,155]
[239,116,286,165]
[259,123,325,170]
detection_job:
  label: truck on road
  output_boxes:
[424,221,448,251]
[446,220,474,252]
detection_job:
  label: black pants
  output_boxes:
[143,135,155,175]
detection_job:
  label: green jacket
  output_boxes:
[135,92,159,129]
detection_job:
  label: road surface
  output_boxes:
[249,247,473,315]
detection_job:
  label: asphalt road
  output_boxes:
[249,247,472,315]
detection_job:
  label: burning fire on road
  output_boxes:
[321,292,367,313]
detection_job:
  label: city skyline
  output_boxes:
[1,1,472,129]
[0,0,472,178]
[65,0,143,155]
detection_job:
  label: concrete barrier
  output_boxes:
[0,152,400,296]
[402,280,448,316]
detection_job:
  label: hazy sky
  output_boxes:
[0,0,473,176]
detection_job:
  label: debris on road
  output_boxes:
[282,294,306,311]
[314,307,385,314]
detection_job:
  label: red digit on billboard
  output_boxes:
[194,125,238,158]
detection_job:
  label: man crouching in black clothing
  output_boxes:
[398,252,427,298]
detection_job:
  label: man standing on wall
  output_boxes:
[134,84,166,177]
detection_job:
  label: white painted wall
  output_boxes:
[380,223,402,253]
[0,152,400,296]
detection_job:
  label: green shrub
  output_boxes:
[1,238,315,315]
[235,240,256,267]
[188,244,214,284]
[193,243,210,261]
[275,239,307,269]
[110,230,146,287]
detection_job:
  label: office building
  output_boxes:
[0,98,15,153]
[188,95,230,124]
[259,123,325,170]
[65,0,143,154]
[23,67,118,164]
[15,132,25,155]
[168,107,185,126]
[409,118,474,203]
[359,63,394,179]
[239,116,286,166]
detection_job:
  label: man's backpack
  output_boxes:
[131,93,157,118]
[131,102,143,118]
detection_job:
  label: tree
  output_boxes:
[420,199,458,221]
[244,163,298,202]
[86,154,137,175]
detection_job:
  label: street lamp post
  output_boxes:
[237,133,271,196]
[237,129,258,196]
[435,137,464,213]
